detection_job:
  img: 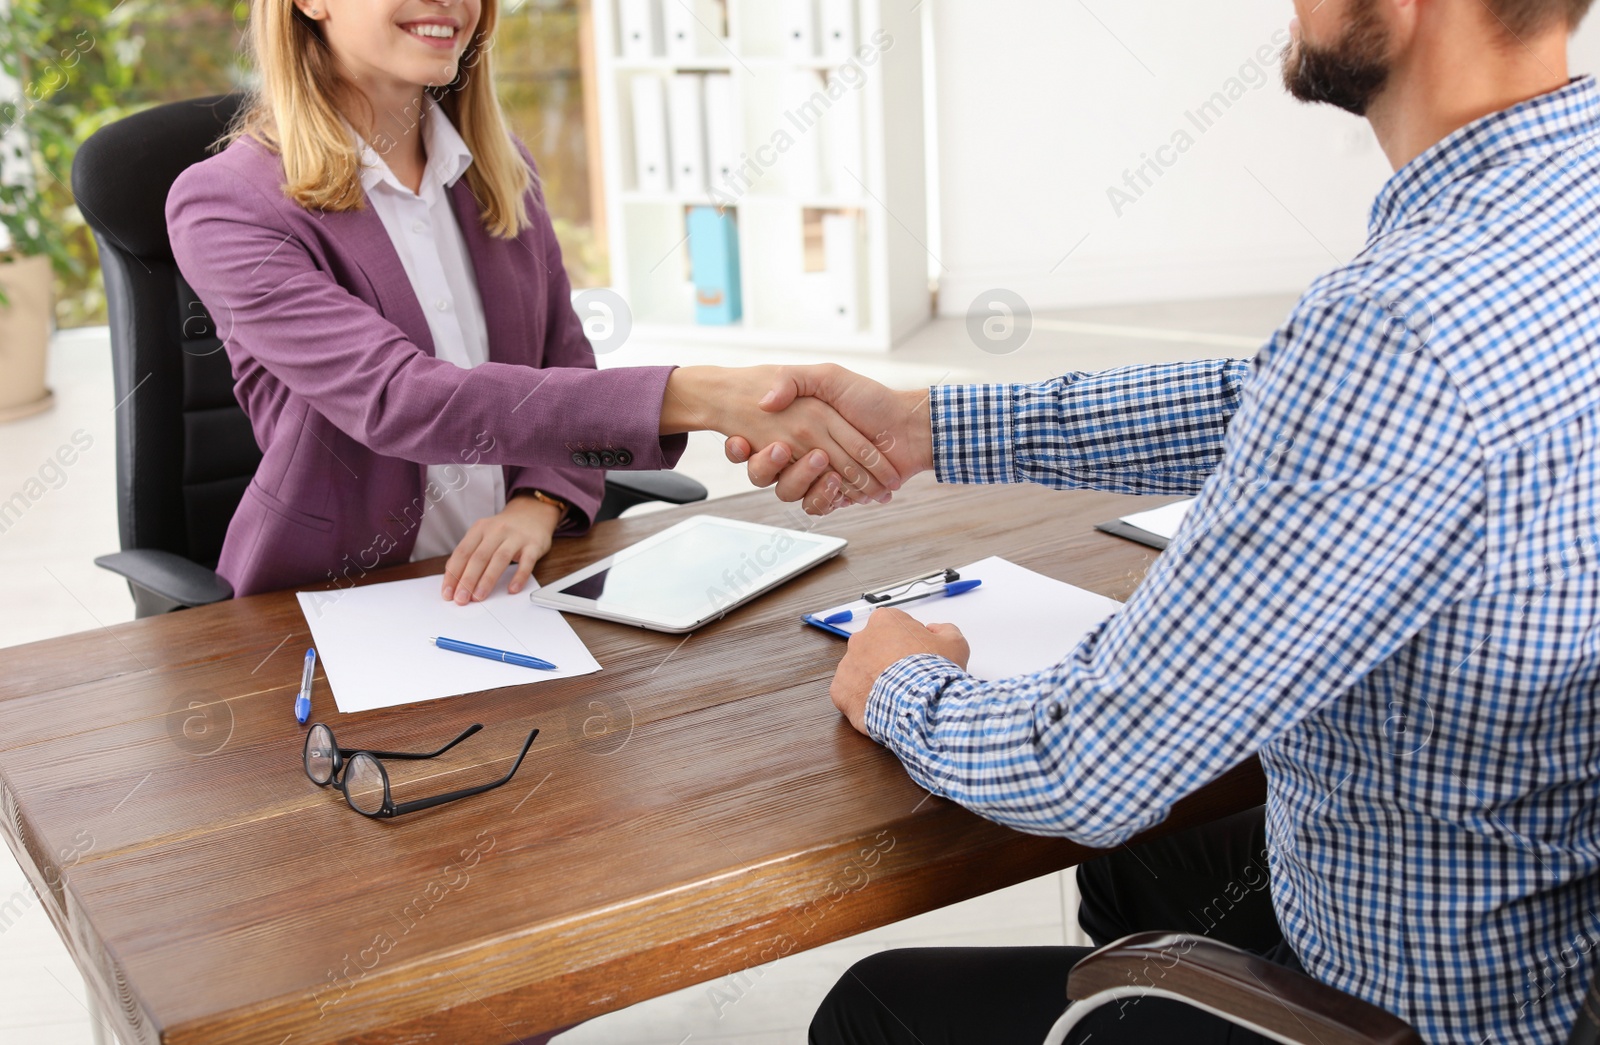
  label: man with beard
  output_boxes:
[721,0,1600,1041]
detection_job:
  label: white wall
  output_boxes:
[930,0,1600,316]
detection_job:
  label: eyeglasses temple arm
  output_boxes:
[341,723,486,761]
[387,728,540,816]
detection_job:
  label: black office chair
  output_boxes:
[71,94,706,618]
[1048,928,1600,1044]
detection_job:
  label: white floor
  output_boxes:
[0,294,1296,1044]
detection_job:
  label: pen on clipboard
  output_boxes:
[823,579,983,625]
[431,636,558,671]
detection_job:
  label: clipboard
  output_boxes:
[799,556,1125,681]
[1094,498,1194,551]
[803,568,962,639]
[1093,518,1171,551]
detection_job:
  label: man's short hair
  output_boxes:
[1486,0,1595,35]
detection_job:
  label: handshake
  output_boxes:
[661,363,935,516]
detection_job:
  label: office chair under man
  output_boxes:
[1043,929,1600,1044]
[71,94,705,618]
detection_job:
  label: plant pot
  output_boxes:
[0,253,55,423]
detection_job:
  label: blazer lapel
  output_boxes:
[318,195,438,494]
[450,178,535,364]
[319,199,438,359]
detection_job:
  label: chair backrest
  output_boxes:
[71,93,261,570]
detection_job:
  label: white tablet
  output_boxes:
[529,515,847,633]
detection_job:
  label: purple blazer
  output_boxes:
[166,135,684,597]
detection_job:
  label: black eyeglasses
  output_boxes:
[303,722,539,819]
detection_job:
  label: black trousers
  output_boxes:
[809,806,1302,1044]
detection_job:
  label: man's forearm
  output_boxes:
[891,388,935,476]
[930,359,1249,492]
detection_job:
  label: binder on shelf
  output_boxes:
[783,70,824,197]
[821,211,862,332]
[687,205,743,325]
[663,0,720,61]
[782,0,819,60]
[630,75,672,193]
[819,0,857,63]
[667,74,707,193]
[619,0,661,60]
[823,72,864,196]
[703,73,740,195]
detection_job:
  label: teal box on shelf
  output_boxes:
[687,205,743,325]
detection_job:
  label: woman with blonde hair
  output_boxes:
[167,0,898,601]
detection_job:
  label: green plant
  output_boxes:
[0,0,136,313]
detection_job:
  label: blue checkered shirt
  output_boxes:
[867,76,1600,1042]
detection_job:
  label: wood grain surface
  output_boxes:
[0,478,1265,1044]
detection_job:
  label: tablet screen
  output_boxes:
[541,517,842,627]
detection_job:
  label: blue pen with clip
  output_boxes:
[295,648,316,725]
[432,636,558,671]
[824,579,983,625]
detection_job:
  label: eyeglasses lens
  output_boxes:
[305,724,336,785]
[343,752,388,815]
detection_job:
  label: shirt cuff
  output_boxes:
[864,653,972,748]
[931,384,1017,485]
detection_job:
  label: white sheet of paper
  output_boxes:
[296,568,601,714]
[1120,498,1194,542]
[814,556,1122,681]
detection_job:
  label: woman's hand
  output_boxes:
[723,365,934,515]
[441,494,565,604]
[659,366,903,504]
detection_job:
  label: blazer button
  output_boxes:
[1047,703,1064,722]
[615,449,633,466]
[586,452,603,467]
[600,451,617,467]
[570,452,587,467]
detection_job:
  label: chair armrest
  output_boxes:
[603,470,708,505]
[95,549,233,612]
[597,470,710,524]
[1065,933,1422,1045]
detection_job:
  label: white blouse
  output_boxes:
[350,100,505,562]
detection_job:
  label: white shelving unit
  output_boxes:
[592,0,931,352]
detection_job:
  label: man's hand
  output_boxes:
[660,365,903,505]
[832,609,970,734]
[441,494,564,604]
[723,364,935,515]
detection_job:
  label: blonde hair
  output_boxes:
[229,0,533,238]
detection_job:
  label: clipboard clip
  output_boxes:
[862,567,961,604]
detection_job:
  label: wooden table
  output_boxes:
[0,478,1265,1045]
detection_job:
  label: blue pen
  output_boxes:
[431,636,558,671]
[823,579,983,625]
[295,648,316,725]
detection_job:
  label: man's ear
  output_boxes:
[1385,0,1425,49]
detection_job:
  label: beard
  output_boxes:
[1281,0,1392,116]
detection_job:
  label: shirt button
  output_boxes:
[435,299,449,311]
[1047,703,1063,722]
[411,219,426,234]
